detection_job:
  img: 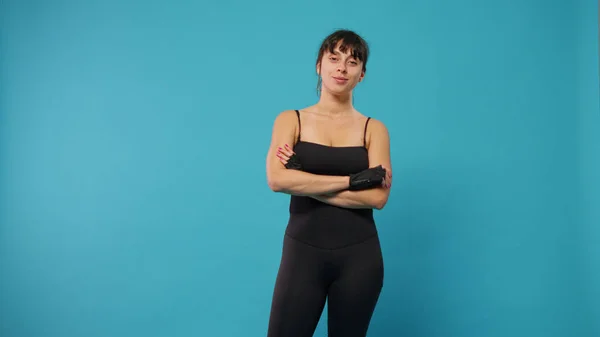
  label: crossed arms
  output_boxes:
[265,110,392,210]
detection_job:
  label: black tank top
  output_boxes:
[285,110,379,249]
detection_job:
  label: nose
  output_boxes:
[337,63,347,73]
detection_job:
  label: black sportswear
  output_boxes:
[267,110,384,337]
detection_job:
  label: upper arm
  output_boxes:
[266,110,298,190]
[366,119,392,202]
[366,119,391,172]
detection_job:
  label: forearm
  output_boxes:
[268,169,350,196]
[311,188,388,210]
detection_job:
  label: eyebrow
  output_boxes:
[330,50,356,58]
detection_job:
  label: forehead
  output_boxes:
[331,41,351,53]
[325,39,363,60]
[327,45,358,58]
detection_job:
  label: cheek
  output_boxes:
[320,63,335,74]
[350,70,363,81]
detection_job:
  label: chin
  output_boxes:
[324,84,353,96]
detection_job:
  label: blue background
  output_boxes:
[1,0,598,336]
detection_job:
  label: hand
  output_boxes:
[349,165,388,191]
[276,144,302,170]
[382,165,392,189]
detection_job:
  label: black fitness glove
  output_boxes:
[284,153,302,170]
[349,165,386,191]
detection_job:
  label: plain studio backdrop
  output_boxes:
[1,0,598,336]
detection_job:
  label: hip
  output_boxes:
[285,212,378,250]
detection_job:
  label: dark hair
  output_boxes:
[315,29,369,94]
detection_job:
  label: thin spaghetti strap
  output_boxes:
[295,109,302,142]
[363,117,371,147]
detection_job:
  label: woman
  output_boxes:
[265,29,392,337]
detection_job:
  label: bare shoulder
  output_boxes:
[273,109,298,124]
[365,117,390,147]
[353,109,387,133]
[271,109,299,133]
[367,117,388,132]
[270,109,300,146]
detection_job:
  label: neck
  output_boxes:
[315,89,354,116]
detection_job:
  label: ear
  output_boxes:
[358,70,365,82]
[316,62,321,76]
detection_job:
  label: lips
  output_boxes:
[333,77,349,84]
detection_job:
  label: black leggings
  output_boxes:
[267,234,384,337]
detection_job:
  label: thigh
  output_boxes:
[267,235,328,337]
[327,236,384,337]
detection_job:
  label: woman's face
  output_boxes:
[317,44,365,95]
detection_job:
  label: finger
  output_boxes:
[282,144,295,156]
[276,151,289,163]
[278,145,290,154]
[385,177,390,188]
[281,149,293,158]
[277,156,288,165]
[382,167,392,187]
[277,147,290,160]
